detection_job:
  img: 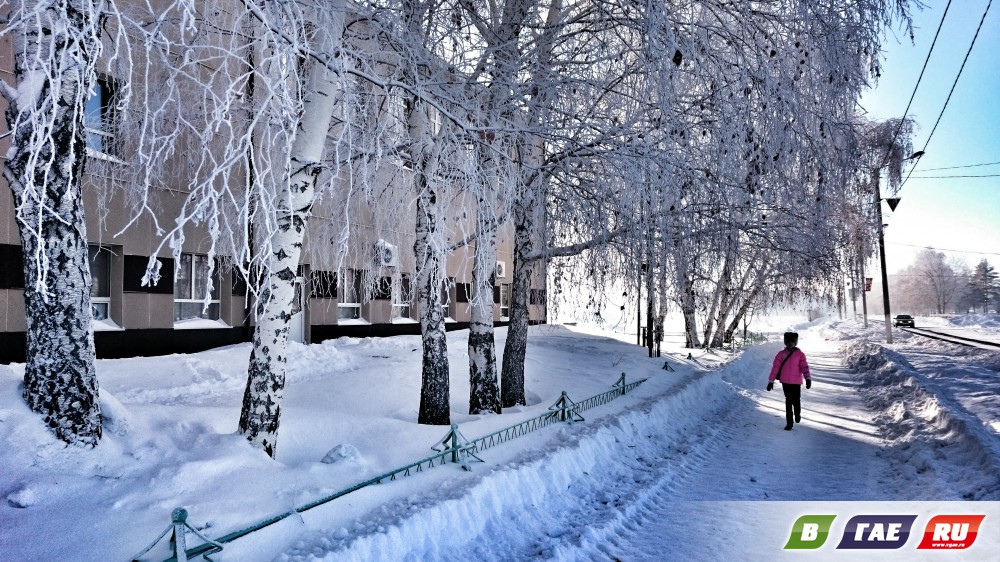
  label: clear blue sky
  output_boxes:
[859,0,1000,275]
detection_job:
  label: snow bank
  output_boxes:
[950,313,1000,332]
[279,363,742,561]
[843,340,1000,500]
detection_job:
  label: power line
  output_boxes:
[887,273,976,278]
[919,159,1000,172]
[887,241,1000,257]
[876,0,953,172]
[905,173,1000,178]
[901,0,994,187]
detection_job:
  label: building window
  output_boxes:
[441,277,454,317]
[309,270,337,299]
[456,282,471,303]
[500,284,511,319]
[88,245,112,321]
[392,274,411,321]
[338,269,363,320]
[85,77,116,156]
[529,288,546,306]
[373,276,392,300]
[174,253,220,322]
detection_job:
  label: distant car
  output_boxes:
[893,314,915,328]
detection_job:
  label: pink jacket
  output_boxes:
[769,348,810,384]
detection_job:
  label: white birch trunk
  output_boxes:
[238,7,345,456]
[499,147,539,408]
[4,0,103,446]
[398,0,452,425]
[666,203,699,348]
[410,99,451,426]
[460,0,530,416]
[723,281,763,344]
[711,258,758,347]
[672,257,699,348]
[703,244,735,347]
[467,145,501,413]
[681,279,698,347]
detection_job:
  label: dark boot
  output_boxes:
[784,422,793,431]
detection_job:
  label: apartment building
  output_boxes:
[0,6,546,365]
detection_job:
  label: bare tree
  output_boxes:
[500,0,652,405]
[911,249,963,314]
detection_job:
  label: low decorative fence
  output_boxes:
[133,373,647,562]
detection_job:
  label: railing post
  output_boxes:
[559,391,568,421]
[171,508,188,562]
[450,423,460,464]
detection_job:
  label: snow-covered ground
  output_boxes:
[1,315,998,561]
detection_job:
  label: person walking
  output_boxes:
[766,332,811,430]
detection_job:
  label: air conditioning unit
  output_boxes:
[374,241,399,267]
[495,260,507,279]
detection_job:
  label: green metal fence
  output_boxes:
[132,373,647,562]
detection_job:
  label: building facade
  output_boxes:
[0,6,547,365]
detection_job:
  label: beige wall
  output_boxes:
[0,289,26,332]
[0,1,546,340]
[1,177,15,247]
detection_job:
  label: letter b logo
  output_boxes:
[802,523,820,541]
[785,515,837,549]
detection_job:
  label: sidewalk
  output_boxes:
[671,338,900,501]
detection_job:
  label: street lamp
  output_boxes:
[875,150,923,344]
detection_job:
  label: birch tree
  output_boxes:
[642,0,915,345]
[455,0,528,415]
[0,0,128,446]
[383,0,457,425]
[114,0,351,456]
[237,3,348,456]
[500,0,654,406]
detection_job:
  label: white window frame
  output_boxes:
[441,277,454,319]
[88,245,112,323]
[85,77,116,158]
[173,253,221,324]
[391,274,412,322]
[337,269,363,321]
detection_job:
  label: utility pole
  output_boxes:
[647,264,654,358]
[874,174,893,343]
[860,256,869,328]
[636,271,641,346]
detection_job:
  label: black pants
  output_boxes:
[782,383,802,425]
